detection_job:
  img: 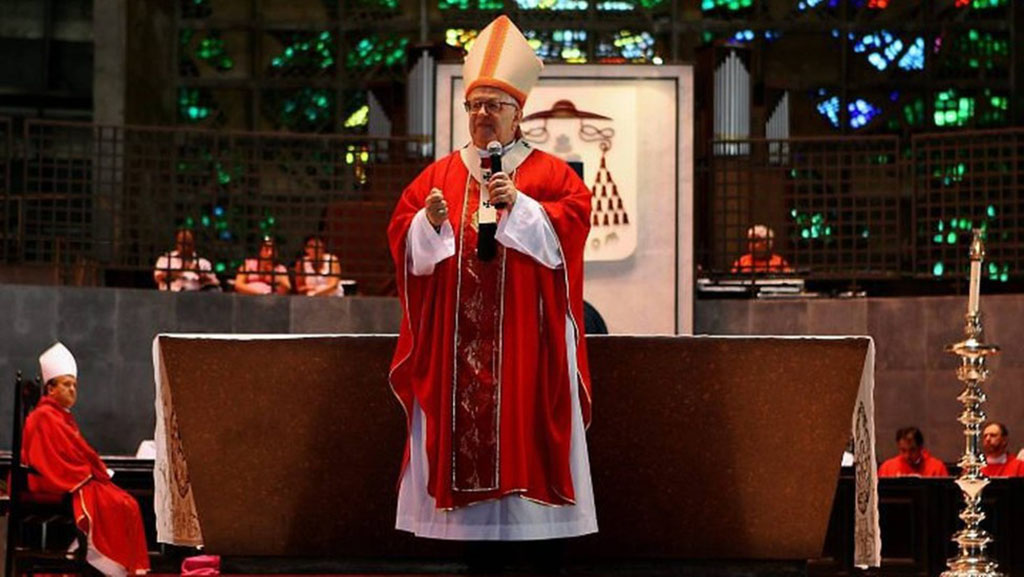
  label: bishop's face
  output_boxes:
[48,374,78,409]
[466,87,522,149]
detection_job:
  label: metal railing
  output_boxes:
[1,118,430,294]
[701,128,1024,287]
[704,135,902,279]
[4,118,1024,292]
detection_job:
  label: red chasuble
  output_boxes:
[22,397,151,574]
[981,454,1024,477]
[877,449,950,478]
[388,147,592,510]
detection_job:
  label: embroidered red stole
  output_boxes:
[452,176,505,492]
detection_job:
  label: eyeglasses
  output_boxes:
[463,100,518,114]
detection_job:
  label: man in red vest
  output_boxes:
[23,343,150,576]
[387,15,596,541]
[878,426,949,477]
[981,421,1024,477]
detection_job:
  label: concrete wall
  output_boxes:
[3,283,1021,464]
[0,285,401,454]
[695,295,1024,465]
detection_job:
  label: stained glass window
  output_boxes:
[344,105,369,129]
[978,90,1009,127]
[797,0,838,11]
[816,95,841,128]
[515,0,587,9]
[897,37,925,71]
[524,30,588,63]
[263,88,335,132]
[179,88,215,123]
[701,0,752,11]
[180,29,236,76]
[267,31,335,77]
[596,31,660,64]
[445,29,479,53]
[814,92,881,130]
[956,0,1007,7]
[941,30,1008,73]
[933,89,973,128]
[345,35,409,70]
[596,0,666,10]
[902,97,925,127]
[438,0,502,10]
[848,99,881,129]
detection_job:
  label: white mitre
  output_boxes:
[40,342,77,383]
[463,15,543,107]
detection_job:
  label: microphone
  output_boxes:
[478,140,503,261]
[486,141,507,209]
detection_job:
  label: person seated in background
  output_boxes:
[294,234,344,297]
[981,421,1024,477]
[878,426,949,477]
[731,224,793,274]
[235,236,291,295]
[23,343,150,576]
[153,228,220,291]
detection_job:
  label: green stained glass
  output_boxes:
[345,35,409,70]
[178,88,214,124]
[968,0,1006,8]
[268,31,336,77]
[902,98,924,126]
[933,89,974,127]
[944,29,1008,75]
[439,0,502,10]
[701,0,752,11]
[264,88,335,133]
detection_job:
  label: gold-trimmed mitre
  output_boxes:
[463,15,543,107]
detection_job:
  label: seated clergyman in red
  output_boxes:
[980,421,1024,477]
[22,342,150,576]
[878,426,949,478]
[731,224,792,274]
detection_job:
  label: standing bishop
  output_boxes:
[387,15,597,540]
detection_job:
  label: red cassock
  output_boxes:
[388,148,592,510]
[731,253,791,274]
[878,449,949,477]
[981,454,1024,477]
[22,397,150,574]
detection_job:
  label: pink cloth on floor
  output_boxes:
[181,555,220,576]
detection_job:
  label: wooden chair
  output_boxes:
[5,371,94,577]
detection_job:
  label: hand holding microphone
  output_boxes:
[485,141,516,209]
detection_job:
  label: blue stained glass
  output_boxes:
[853,30,921,72]
[898,38,925,70]
[816,96,841,128]
[848,99,881,128]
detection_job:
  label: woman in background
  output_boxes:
[294,235,344,297]
[235,236,291,295]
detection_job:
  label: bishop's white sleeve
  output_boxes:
[495,191,563,269]
[407,208,455,276]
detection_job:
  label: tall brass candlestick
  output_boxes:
[941,229,1002,577]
